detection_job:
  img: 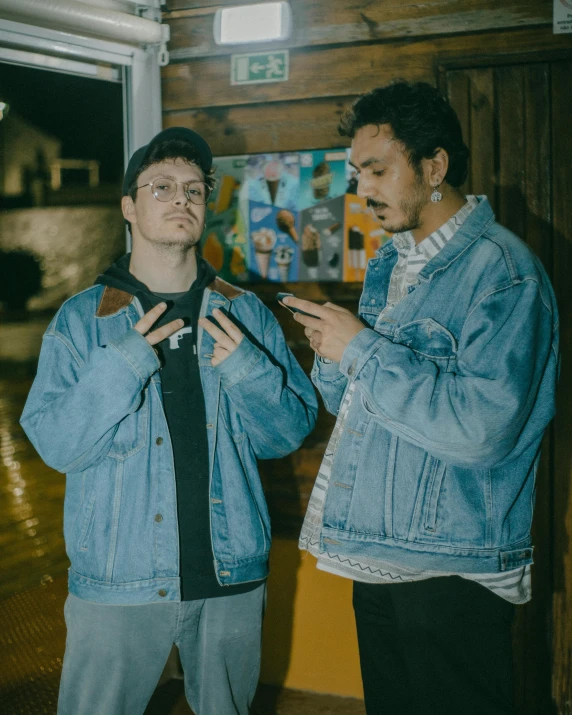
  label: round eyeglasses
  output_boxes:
[137,178,211,205]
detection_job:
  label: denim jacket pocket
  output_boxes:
[394,319,457,369]
[107,388,149,459]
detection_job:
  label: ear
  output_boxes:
[121,195,136,226]
[424,148,449,187]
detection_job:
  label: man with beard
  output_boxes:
[21,127,317,715]
[285,81,558,715]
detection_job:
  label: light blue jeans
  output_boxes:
[57,583,266,715]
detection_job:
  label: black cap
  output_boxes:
[122,127,213,196]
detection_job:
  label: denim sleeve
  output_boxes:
[310,355,348,416]
[20,328,160,473]
[339,279,557,467]
[215,309,318,459]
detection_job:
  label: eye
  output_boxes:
[372,170,385,177]
[155,182,171,191]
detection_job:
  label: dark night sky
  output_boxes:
[0,62,124,183]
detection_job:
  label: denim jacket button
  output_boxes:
[158,589,167,597]
[154,514,163,523]
[156,437,164,446]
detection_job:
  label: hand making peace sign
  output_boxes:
[199,309,244,366]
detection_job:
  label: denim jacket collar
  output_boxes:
[374,196,496,283]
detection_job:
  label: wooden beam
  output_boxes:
[164,0,551,60]
[162,27,572,112]
[163,97,355,155]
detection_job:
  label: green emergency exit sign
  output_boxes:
[231,50,289,85]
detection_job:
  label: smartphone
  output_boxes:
[276,292,320,318]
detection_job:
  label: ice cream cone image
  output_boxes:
[302,223,321,268]
[311,161,334,200]
[274,245,295,282]
[264,160,283,205]
[251,227,277,279]
[276,209,298,242]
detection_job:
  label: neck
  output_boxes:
[411,187,467,244]
[129,240,198,292]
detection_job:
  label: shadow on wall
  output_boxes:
[0,249,43,319]
[0,206,125,313]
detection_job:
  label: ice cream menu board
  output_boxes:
[202,149,392,282]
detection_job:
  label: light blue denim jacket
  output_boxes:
[21,277,318,604]
[312,198,558,574]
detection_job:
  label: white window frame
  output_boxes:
[0,17,163,247]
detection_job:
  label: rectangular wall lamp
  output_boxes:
[214,2,292,45]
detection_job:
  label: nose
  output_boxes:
[357,174,374,200]
[172,183,190,206]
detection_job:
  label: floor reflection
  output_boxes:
[0,372,364,715]
[0,377,68,601]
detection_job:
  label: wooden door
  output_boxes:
[442,57,572,715]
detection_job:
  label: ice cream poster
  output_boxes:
[202,208,250,283]
[298,150,349,210]
[208,155,248,215]
[343,195,392,282]
[248,201,299,282]
[299,197,345,281]
[239,153,299,212]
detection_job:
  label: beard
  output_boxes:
[367,175,428,234]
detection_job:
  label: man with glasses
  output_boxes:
[21,127,317,715]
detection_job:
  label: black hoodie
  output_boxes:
[96,255,258,600]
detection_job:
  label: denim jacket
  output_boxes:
[21,277,318,604]
[312,198,558,574]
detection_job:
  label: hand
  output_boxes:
[199,309,244,366]
[283,296,365,363]
[134,302,184,346]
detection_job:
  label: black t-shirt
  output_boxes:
[143,282,260,599]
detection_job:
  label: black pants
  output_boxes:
[353,577,515,715]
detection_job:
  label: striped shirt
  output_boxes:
[300,196,531,604]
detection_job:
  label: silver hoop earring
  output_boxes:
[431,185,443,203]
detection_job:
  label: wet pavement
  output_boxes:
[0,370,365,715]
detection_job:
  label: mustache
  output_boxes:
[367,198,387,210]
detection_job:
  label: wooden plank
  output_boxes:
[514,61,554,715]
[445,70,472,194]
[468,68,495,209]
[161,28,572,112]
[163,97,356,155]
[164,0,552,60]
[551,58,572,715]
[496,65,526,239]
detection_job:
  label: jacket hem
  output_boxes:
[320,529,533,574]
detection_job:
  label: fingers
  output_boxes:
[199,315,241,353]
[146,318,185,346]
[323,302,348,313]
[210,309,244,344]
[292,311,323,330]
[282,296,329,319]
[134,302,168,335]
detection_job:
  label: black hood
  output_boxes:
[95,253,217,298]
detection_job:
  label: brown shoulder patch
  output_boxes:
[208,277,245,301]
[96,286,133,317]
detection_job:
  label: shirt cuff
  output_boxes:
[215,336,262,388]
[108,329,161,381]
[339,328,384,380]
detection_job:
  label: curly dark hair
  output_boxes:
[127,138,216,202]
[339,80,469,188]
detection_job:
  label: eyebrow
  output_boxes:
[348,157,387,170]
[150,173,203,183]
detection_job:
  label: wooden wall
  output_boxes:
[161,2,572,712]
